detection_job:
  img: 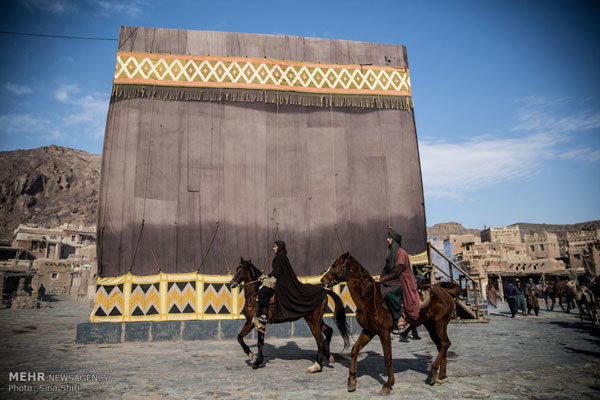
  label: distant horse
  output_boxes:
[566,279,599,327]
[229,258,350,372]
[590,277,600,307]
[545,280,575,312]
[321,252,461,395]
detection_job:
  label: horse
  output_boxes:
[545,280,575,312]
[320,251,461,395]
[229,258,351,372]
[565,279,599,327]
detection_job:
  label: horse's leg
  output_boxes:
[424,319,449,386]
[591,303,600,327]
[378,330,395,396]
[238,318,256,361]
[348,329,374,392]
[252,329,265,369]
[306,313,326,373]
[437,321,452,381]
[322,321,334,364]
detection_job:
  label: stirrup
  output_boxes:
[252,317,270,333]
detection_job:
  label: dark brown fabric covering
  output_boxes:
[97,27,426,277]
[270,247,326,321]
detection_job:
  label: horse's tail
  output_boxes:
[326,289,351,350]
[437,281,462,298]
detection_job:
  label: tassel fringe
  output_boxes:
[111,84,413,110]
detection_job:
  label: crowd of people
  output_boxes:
[488,278,543,318]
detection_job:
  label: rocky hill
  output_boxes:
[427,222,482,241]
[0,146,101,243]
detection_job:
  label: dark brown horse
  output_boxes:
[230,258,350,372]
[545,280,575,312]
[321,252,461,395]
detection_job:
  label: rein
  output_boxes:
[329,257,373,286]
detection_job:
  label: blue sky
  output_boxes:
[1,0,599,229]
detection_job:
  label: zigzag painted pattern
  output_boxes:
[203,283,232,314]
[114,51,411,95]
[130,283,160,315]
[340,284,357,313]
[93,284,124,316]
[167,281,196,313]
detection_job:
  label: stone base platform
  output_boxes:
[76,316,362,344]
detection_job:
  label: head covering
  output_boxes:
[274,240,287,254]
[385,229,402,273]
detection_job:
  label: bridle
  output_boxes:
[230,263,262,288]
[325,257,350,288]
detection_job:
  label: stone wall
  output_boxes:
[523,232,560,259]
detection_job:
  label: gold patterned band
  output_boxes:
[113,51,411,96]
[91,251,427,323]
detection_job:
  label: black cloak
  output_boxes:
[270,241,326,321]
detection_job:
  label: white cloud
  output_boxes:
[0,113,49,134]
[52,83,108,141]
[5,82,33,95]
[42,130,68,141]
[560,148,600,162]
[91,0,145,17]
[54,84,80,103]
[513,96,600,133]
[64,93,108,125]
[419,133,561,198]
[20,0,77,14]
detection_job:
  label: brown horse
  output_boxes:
[321,252,461,395]
[566,279,599,327]
[230,258,350,372]
[545,280,575,312]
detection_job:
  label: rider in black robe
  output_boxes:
[257,240,326,323]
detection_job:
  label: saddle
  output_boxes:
[419,287,431,309]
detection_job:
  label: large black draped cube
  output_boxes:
[97,27,426,277]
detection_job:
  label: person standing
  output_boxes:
[515,279,527,316]
[504,280,517,318]
[375,229,419,334]
[525,278,540,316]
[487,283,498,308]
[37,284,46,301]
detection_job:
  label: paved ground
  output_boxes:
[1,296,599,399]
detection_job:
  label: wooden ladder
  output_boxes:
[426,242,489,322]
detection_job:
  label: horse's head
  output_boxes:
[230,257,261,288]
[566,279,578,292]
[321,251,351,288]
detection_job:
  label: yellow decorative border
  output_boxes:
[91,251,428,323]
[114,51,411,96]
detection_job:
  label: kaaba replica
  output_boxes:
[91,26,426,323]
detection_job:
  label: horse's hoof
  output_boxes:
[251,361,262,369]
[306,362,321,373]
[433,378,443,386]
[379,386,391,396]
[329,354,335,364]
[348,381,356,392]
[248,352,255,362]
